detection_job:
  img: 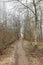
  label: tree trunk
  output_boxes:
[33,0,38,46]
[40,9,42,40]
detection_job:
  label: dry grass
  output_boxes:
[0,24,19,53]
[23,40,43,65]
[0,42,16,65]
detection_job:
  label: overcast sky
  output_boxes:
[6,0,31,10]
[0,0,31,2]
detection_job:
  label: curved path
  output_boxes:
[15,39,29,65]
[0,39,29,65]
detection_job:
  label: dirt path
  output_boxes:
[0,39,29,65]
[15,39,29,65]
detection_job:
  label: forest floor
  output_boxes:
[0,41,16,65]
[0,39,43,65]
[23,40,43,65]
[0,39,29,65]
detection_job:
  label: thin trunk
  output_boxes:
[33,0,38,45]
[40,9,42,40]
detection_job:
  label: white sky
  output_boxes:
[6,0,31,12]
[0,0,31,2]
[21,0,31,3]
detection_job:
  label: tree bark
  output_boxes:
[33,0,38,45]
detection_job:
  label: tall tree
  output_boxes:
[33,0,38,46]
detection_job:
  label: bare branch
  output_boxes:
[17,0,35,15]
